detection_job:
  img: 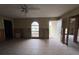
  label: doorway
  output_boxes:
[77,29,79,42]
[4,20,13,40]
[49,20,62,40]
[49,21,53,38]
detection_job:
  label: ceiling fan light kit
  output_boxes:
[20,4,40,13]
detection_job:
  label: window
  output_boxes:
[31,21,39,37]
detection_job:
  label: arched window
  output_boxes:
[31,21,39,37]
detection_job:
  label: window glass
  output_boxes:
[31,22,39,37]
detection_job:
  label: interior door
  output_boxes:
[4,20,13,40]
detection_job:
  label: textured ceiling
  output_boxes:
[0,4,79,18]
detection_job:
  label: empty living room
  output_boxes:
[0,4,79,55]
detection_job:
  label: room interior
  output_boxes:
[0,4,79,55]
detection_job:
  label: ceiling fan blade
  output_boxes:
[21,9,24,12]
[28,7,40,10]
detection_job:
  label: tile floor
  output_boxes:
[0,37,79,55]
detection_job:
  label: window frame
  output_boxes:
[31,21,39,37]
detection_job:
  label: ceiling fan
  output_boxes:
[20,4,40,13]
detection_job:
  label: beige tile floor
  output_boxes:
[0,37,79,55]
